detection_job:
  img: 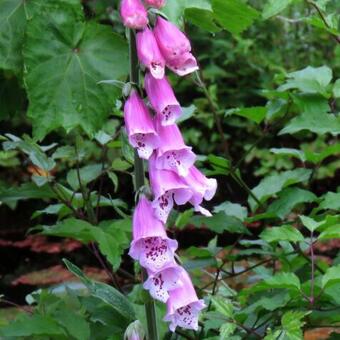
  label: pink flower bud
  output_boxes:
[120,0,148,30]
[149,155,192,223]
[137,28,165,79]
[143,264,183,303]
[154,120,196,177]
[144,0,166,9]
[124,90,158,160]
[144,72,182,126]
[164,269,206,331]
[129,196,178,272]
[183,166,217,216]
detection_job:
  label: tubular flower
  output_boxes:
[143,264,183,303]
[153,17,198,76]
[144,72,182,126]
[120,0,148,30]
[149,155,192,223]
[129,196,178,272]
[137,28,165,79]
[164,269,206,332]
[124,90,158,160]
[154,120,196,176]
[144,0,166,9]
[183,166,217,216]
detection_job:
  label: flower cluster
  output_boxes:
[120,0,217,332]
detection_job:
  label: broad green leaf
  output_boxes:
[213,201,248,221]
[220,323,237,339]
[279,66,333,96]
[185,8,221,33]
[319,224,340,239]
[67,164,103,190]
[262,0,294,19]
[267,187,317,219]
[256,272,301,291]
[63,259,136,321]
[322,265,340,289]
[225,106,267,124]
[281,311,308,340]
[319,192,340,211]
[248,169,312,211]
[333,79,340,98]
[24,1,129,139]
[279,111,340,136]
[260,225,304,243]
[0,314,64,337]
[304,143,340,164]
[211,296,233,318]
[300,215,324,232]
[191,212,250,234]
[293,94,329,114]
[212,0,259,35]
[270,148,306,162]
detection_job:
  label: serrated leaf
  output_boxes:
[248,169,312,211]
[262,0,294,19]
[211,296,233,318]
[261,225,304,243]
[300,215,323,232]
[213,201,248,221]
[63,259,135,321]
[267,187,317,219]
[261,272,301,291]
[281,310,308,340]
[212,0,259,35]
[220,322,237,339]
[24,1,128,139]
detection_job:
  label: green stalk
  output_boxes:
[129,29,159,340]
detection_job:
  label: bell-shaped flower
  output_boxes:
[124,90,158,160]
[144,72,182,126]
[154,120,196,176]
[164,269,206,332]
[129,196,178,272]
[144,0,166,9]
[183,166,217,216]
[167,52,199,77]
[137,28,165,79]
[153,17,191,62]
[149,155,192,223]
[120,0,148,30]
[143,263,183,303]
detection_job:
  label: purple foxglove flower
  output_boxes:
[124,90,158,160]
[144,72,182,126]
[154,120,196,176]
[143,264,183,303]
[183,166,217,216]
[167,52,199,77]
[149,155,192,222]
[120,0,148,30]
[164,269,206,332]
[144,0,166,9]
[153,17,191,62]
[137,28,165,79]
[129,196,178,272]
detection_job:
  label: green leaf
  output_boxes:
[279,66,333,96]
[248,169,312,211]
[191,212,250,234]
[319,224,340,240]
[281,311,308,340]
[67,164,103,190]
[260,225,304,243]
[225,106,267,124]
[211,296,233,318]
[279,111,340,136]
[262,0,294,19]
[267,187,317,219]
[319,192,340,211]
[220,323,237,339]
[0,314,64,337]
[211,0,259,35]
[24,1,129,139]
[300,215,323,232]
[185,8,221,33]
[254,272,301,292]
[270,148,306,162]
[333,79,340,98]
[322,265,340,289]
[213,201,248,221]
[63,259,136,321]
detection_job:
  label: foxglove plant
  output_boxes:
[120,0,148,29]
[121,2,216,335]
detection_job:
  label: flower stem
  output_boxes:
[129,28,159,340]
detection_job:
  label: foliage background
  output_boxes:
[0,0,339,339]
